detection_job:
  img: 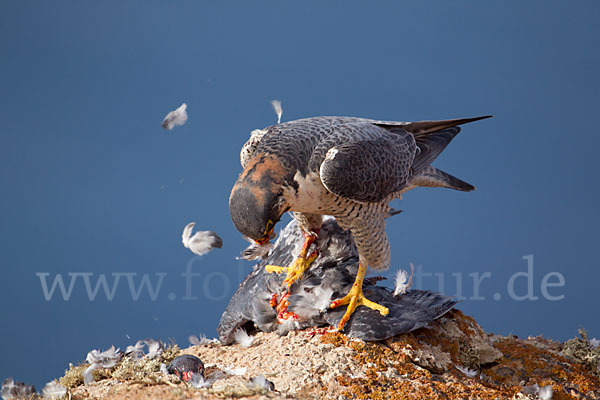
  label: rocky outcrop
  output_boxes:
[35,310,597,400]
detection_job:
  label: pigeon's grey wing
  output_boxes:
[324,288,458,341]
[182,222,195,245]
[316,122,417,203]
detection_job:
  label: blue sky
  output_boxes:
[1,0,599,389]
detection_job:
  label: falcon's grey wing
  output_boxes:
[316,122,417,203]
[317,117,490,202]
[376,115,492,175]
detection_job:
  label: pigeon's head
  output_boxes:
[168,355,204,381]
[229,153,292,244]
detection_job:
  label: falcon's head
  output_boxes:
[229,153,292,244]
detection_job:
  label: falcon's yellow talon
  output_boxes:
[265,231,319,287]
[265,265,287,274]
[282,254,315,286]
[330,261,389,331]
[265,254,317,286]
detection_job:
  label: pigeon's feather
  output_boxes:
[1,378,36,399]
[233,328,254,348]
[271,100,282,124]
[182,223,223,256]
[182,223,195,244]
[86,346,121,368]
[144,339,163,359]
[42,381,67,399]
[162,103,188,130]
[393,264,414,296]
[455,365,478,378]
[125,340,145,360]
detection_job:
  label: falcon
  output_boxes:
[229,115,490,331]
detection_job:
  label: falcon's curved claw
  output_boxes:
[330,262,389,331]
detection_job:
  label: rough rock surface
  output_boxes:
[32,310,597,399]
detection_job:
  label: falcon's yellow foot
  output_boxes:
[265,251,318,287]
[330,262,389,331]
[265,231,319,287]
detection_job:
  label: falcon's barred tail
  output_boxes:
[410,166,475,192]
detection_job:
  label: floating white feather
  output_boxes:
[271,99,282,124]
[393,263,414,296]
[161,103,188,130]
[233,328,254,348]
[182,222,223,256]
[41,381,67,399]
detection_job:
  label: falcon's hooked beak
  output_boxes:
[255,219,277,245]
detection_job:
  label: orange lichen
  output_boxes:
[324,311,600,399]
[319,331,349,347]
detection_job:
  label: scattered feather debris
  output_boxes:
[289,286,333,319]
[188,372,209,389]
[144,339,163,360]
[124,339,162,360]
[249,374,275,391]
[522,383,553,400]
[86,346,121,369]
[82,366,95,385]
[234,328,255,348]
[182,222,223,256]
[41,381,66,399]
[1,378,36,399]
[125,340,145,360]
[161,103,188,130]
[224,366,247,376]
[159,363,169,375]
[271,99,282,124]
[393,263,414,296]
[455,365,478,378]
[84,345,121,384]
[189,334,218,346]
[188,371,226,389]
